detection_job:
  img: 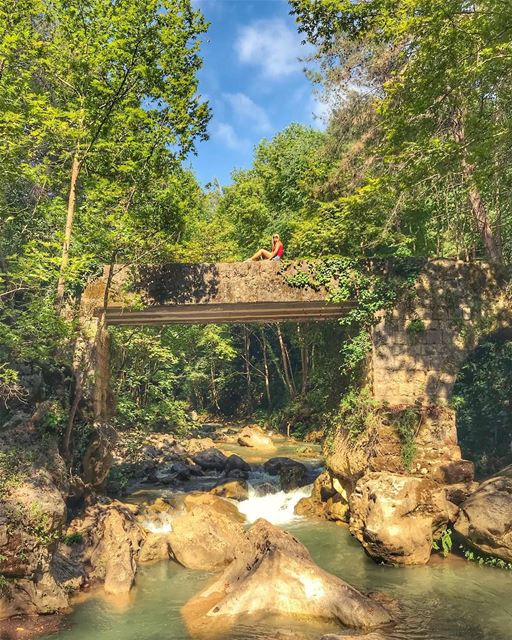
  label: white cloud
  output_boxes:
[235,18,308,79]
[223,92,271,132]
[213,121,248,150]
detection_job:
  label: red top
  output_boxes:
[276,242,284,257]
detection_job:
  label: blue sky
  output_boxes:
[189,0,326,187]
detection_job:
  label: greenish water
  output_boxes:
[41,519,512,640]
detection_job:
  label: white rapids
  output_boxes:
[237,483,312,525]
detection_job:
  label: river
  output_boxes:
[40,436,512,640]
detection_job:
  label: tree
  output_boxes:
[291,0,512,263]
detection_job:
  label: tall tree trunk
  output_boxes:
[297,325,309,396]
[260,328,272,410]
[210,362,220,411]
[453,110,502,263]
[243,326,253,412]
[276,325,296,398]
[57,152,81,304]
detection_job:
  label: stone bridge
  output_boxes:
[79,259,512,420]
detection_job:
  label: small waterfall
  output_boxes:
[142,512,174,534]
[238,483,312,525]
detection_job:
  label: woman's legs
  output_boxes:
[249,249,273,260]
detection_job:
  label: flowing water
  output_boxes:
[39,447,512,640]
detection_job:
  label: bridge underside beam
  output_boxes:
[103,301,352,326]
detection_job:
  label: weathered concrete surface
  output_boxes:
[81,262,351,326]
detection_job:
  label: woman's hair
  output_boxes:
[272,233,281,242]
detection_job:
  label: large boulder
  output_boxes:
[192,447,228,471]
[183,519,392,637]
[263,457,308,490]
[185,437,216,456]
[183,492,245,522]
[168,503,245,571]
[294,471,349,523]
[237,426,276,450]
[454,475,512,563]
[225,454,251,477]
[349,472,450,565]
[69,501,144,595]
[139,532,172,563]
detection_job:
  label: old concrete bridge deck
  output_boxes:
[82,261,352,325]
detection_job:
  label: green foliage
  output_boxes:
[406,319,426,335]
[432,529,453,558]
[452,340,512,476]
[62,532,83,546]
[0,574,11,598]
[0,0,210,449]
[388,406,419,470]
[287,258,421,377]
[333,387,379,441]
[291,0,512,263]
[460,545,512,571]
[0,449,25,493]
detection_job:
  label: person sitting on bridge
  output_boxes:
[249,233,284,261]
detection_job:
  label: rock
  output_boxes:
[0,434,70,620]
[429,459,475,485]
[210,479,249,501]
[146,497,174,514]
[183,519,393,636]
[71,502,144,595]
[168,504,245,571]
[52,546,86,593]
[225,454,251,476]
[294,496,326,519]
[263,457,307,490]
[349,472,450,565]
[237,426,276,450]
[185,437,216,455]
[294,494,348,523]
[192,447,228,471]
[168,460,193,480]
[253,481,279,495]
[454,475,512,562]
[139,532,172,563]
[183,492,245,522]
[325,406,467,494]
[445,481,480,506]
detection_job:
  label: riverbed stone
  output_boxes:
[183,491,245,522]
[183,519,393,637]
[237,425,276,450]
[69,501,145,595]
[349,472,450,565]
[168,504,245,571]
[210,479,249,500]
[454,475,512,563]
[139,532,172,563]
[263,457,307,490]
[225,453,251,476]
[192,447,228,471]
